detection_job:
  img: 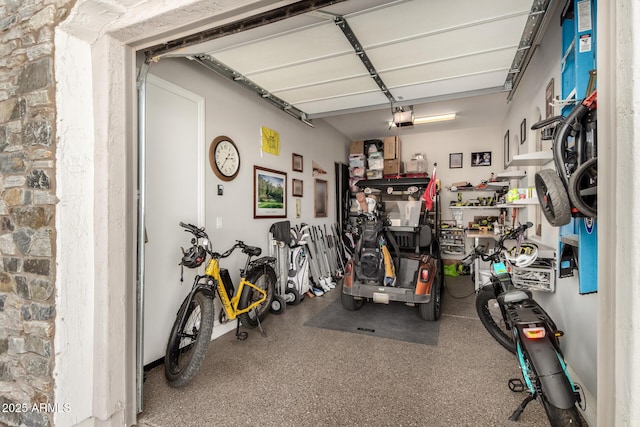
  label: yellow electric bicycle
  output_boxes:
[164,222,276,387]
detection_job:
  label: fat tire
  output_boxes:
[475,289,516,354]
[340,281,364,311]
[568,158,597,218]
[238,265,276,328]
[535,169,572,227]
[542,400,583,427]
[164,292,214,387]
[418,273,442,321]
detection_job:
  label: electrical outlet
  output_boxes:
[216,217,222,229]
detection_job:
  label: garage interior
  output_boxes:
[50,0,640,425]
[128,0,599,425]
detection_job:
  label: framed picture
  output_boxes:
[471,151,491,167]
[292,153,303,172]
[545,78,554,119]
[504,130,510,169]
[449,153,463,169]
[292,178,303,197]
[520,118,527,144]
[254,166,287,218]
[314,179,328,217]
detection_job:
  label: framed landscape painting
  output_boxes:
[254,166,287,218]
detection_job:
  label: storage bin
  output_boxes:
[511,262,555,292]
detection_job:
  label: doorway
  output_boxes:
[143,74,206,365]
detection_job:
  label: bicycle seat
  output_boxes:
[242,245,262,257]
[498,290,532,305]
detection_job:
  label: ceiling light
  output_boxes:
[413,113,457,124]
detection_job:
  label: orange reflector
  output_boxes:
[523,326,546,339]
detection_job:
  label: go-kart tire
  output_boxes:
[418,272,442,321]
[269,294,286,315]
[568,158,597,219]
[535,169,572,227]
[340,281,364,311]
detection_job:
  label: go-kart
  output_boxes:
[341,177,442,321]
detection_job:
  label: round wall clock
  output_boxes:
[209,136,240,181]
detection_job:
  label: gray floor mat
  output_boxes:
[304,297,440,346]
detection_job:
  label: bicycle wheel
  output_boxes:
[568,158,597,218]
[535,169,572,227]
[475,288,516,354]
[542,400,583,427]
[164,292,215,387]
[238,265,276,328]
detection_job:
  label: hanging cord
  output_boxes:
[442,274,477,299]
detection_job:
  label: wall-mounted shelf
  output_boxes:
[496,170,527,180]
[496,204,527,208]
[448,186,500,192]
[449,205,500,210]
[484,181,510,189]
[500,199,539,206]
[509,151,554,166]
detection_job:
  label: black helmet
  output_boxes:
[181,245,206,268]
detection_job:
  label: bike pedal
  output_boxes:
[508,378,526,393]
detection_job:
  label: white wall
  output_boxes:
[501,4,597,423]
[400,122,504,213]
[144,57,348,319]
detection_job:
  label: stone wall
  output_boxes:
[0,1,75,426]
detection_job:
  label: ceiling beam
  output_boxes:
[144,0,349,61]
[333,16,396,106]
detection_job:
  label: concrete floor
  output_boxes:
[137,275,558,427]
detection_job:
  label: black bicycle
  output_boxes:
[164,222,276,387]
[533,90,597,226]
[464,222,584,426]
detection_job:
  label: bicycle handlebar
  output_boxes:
[179,221,208,239]
[213,240,247,259]
[530,115,565,130]
[179,222,256,261]
[462,222,533,264]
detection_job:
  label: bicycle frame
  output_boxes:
[175,222,273,332]
[204,257,267,320]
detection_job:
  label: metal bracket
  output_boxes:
[334,16,396,105]
[191,55,314,127]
